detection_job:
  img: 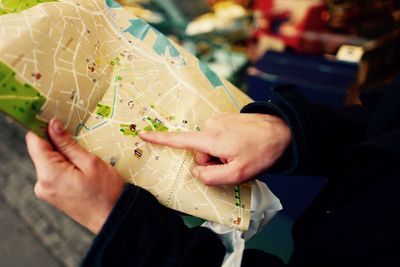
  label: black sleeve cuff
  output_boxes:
[80,184,225,267]
[241,90,301,175]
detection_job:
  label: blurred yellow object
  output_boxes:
[186,1,248,36]
[214,1,247,20]
[116,0,163,23]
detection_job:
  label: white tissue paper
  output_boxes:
[202,180,282,267]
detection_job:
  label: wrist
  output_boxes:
[85,184,125,234]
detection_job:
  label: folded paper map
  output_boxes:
[0,0,253,230]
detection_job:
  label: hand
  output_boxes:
[140,113,291,186]
[26,118,125,234]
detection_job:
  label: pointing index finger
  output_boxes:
[139,131,212,154]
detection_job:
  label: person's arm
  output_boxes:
[81,184,225,267]
[26,119,225,267]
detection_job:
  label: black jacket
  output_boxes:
[81,78,400,267]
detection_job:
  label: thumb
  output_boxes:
[26,131,61,175]
[48,118,94,172]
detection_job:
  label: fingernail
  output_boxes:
[139,131,151,138]
[51,119,66,135]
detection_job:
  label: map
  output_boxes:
[0,0,253,230]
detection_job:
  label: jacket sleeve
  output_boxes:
[80,184,226,267]
[241,85,377,177]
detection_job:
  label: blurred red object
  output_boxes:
[249,0,328,55]
[253,0,273,12]
[281,4,327,54]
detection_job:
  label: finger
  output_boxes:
[139,131,212,154]
[26,131,55,173]
[194,152,214,166]
[192,163,244,186]
[48,118,95,173]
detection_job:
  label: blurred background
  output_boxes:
[1,0,399,266]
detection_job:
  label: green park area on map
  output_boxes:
[0,61,47,136]
[0,0,55,14]
[120,117,169,137]
[96,104,112,118]
[0,1,54,137]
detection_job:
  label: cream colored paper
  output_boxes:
[0,0,254,230]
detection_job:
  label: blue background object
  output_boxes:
[247,51,359,107]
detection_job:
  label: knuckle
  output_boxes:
[87,155,101,170]
[230,167,245,185]
[204,115,221,128]
[200,175,213,186]
[34,183,46,200]
[58,139,75,152]
[37,173,55,189]
[207,130,221,141]
[196,169,210,185]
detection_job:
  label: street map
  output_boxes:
[0,0,253,230]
